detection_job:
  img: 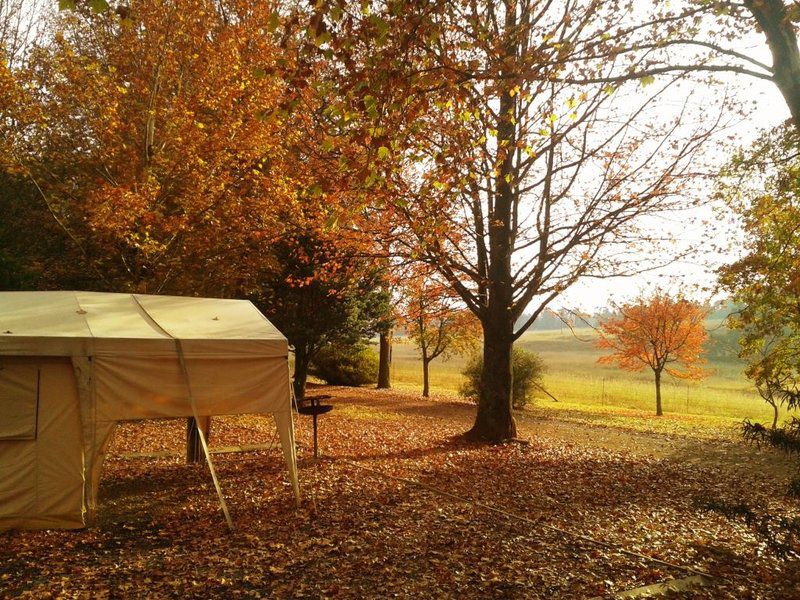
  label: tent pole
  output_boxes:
[174,339,235,531]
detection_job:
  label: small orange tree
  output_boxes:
[596,293,710,416]
[401,270,481,398]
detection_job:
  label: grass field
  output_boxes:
[382,326,790,436]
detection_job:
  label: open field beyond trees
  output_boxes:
[386,325,788,439]
[2,386,798,599]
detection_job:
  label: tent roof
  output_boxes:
[0,291,287,357]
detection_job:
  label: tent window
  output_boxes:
[0,363,39,441]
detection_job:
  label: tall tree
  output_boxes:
[318,1,724,440]
[596,293,711,416]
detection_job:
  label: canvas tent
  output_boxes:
[0,291,300,530]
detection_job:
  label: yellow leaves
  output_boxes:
[509,85,521,97]
[640,74,656,87]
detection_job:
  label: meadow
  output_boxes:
[384,324,787,438]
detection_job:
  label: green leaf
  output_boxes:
[377,146,391,160]
[88,0,109,12]
[267,11,280,33]
[58,0,77,11]
[640,74,655,87]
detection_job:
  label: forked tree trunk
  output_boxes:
[422,356,431,398]
[378,331,392,389]
[655,369,663,416]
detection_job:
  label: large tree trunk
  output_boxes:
[422,356,430,398]
[655,369,663,417]
[377,330,392,389]
[745,0,800,125]
[293,346,310,402]
[467,315,516,442]
[186,416,211,464]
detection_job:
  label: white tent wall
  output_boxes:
[80,354,298,523]
[0,292,301,531]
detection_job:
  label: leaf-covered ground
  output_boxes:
[2,386,799,598]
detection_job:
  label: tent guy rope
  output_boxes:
[130,293,234,531]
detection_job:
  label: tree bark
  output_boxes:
[293,346,310,402]
[771,400,779,429]
[655,369,663,416]
[467,317,516,442]
[422,356,430,398]
[186,416,211,464]
[745,0,800,125]
[377,330,392,389]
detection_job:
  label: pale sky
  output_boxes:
[555,34,791,313]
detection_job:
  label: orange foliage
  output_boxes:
[596,293,711,389]
[15,0,375,295]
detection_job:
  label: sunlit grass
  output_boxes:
[378,327,791,432]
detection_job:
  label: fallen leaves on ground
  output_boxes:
[2,386,799,598]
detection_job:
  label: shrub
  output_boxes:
[310,344,379,387]
[460,347,546,409]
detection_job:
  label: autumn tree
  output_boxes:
[19,0,392,456]
[596,293,711,416]
[253,203,392,401]
[718,125,800,489]
[309,1,728,441]
[400,270,480,398]
[11,0,315,294]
